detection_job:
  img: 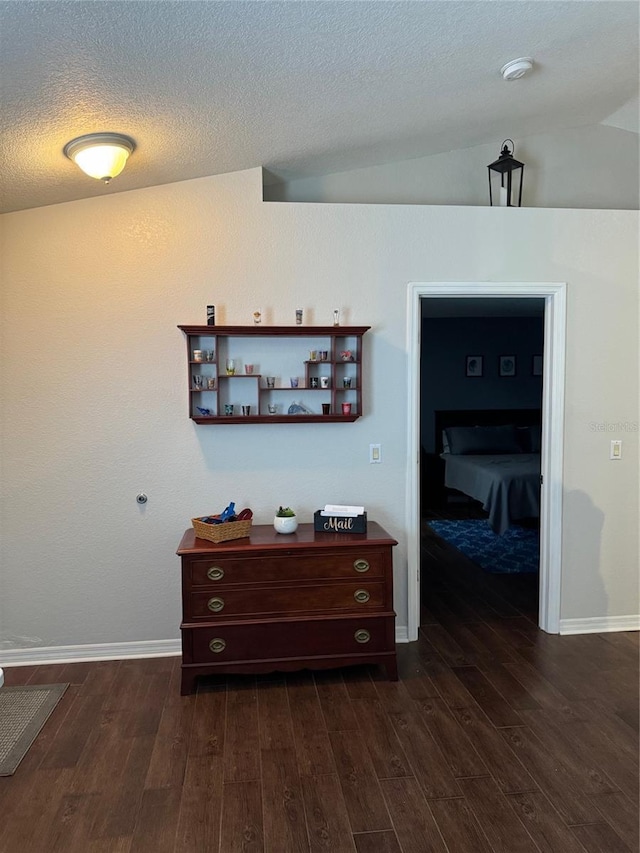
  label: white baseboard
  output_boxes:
[1,630,412,667]
[1,639,181,667]
[559,615,640,635]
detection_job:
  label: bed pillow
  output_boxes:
[517,424,542,453]
[441,430,451,453]
[445,424,522,455]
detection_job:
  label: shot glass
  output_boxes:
[266,376,276,389]
[224,404,234,416]
[205,350,215,362]
[343,377,352,389]
[207,377,216,390]
[295,309,303,325]
[242,405,251,416]
[333,309,340,326]
[193,375,203,390]
[341,402,352,415]
[290,377,299,388]
[268,403,277,415]
[309,350,317,361]
[319,350,328,361]
[322,403,331,415]
[245,364,254,375]
[193,350,204,362]
[225,358,236,375]
[309,377,319,389]
[320,376,330,389]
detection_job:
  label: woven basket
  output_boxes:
[192,516,253,543]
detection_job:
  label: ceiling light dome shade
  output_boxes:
[63,133,136,183]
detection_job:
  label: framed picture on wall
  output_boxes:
[499,355,516,377]
[532,354,543,376]
[466,355,483,377]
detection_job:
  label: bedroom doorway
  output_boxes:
[406,282,567,642]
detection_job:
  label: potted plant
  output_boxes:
[274,506,298,534]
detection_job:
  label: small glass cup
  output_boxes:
[319,350,328,361]
[193,375,203,390]
[205,350,215,362]
[309,350,317,361]
[242,405,251,416]
[343,377,352,389]
[341,402,352,415]
[245,364,254,374]
[320,376,330,389]
[333,309,340,326]
[322,403,331,415]
[268,403,277,415]
[309,377,319,389]
[193,350,204,362]
[225,358,236,375]
[290,377,299,388]
[224,404,234,416]
[207,377,216,390]
[266,376,276,389]
[295,309,303,325]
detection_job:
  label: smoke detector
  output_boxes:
[501,58,534,81]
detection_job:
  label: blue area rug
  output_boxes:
[428,519,539,574]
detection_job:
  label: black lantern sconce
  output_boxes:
[488,139,524,206]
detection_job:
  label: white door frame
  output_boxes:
[406,282,567,641]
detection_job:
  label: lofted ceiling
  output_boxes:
[1,1,638,214]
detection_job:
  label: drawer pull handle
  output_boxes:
[207,597,225,612]
[209,638,226,654]
[353,559,370,573]
[354,589,370,604]
[354,629,371,644]
[207,566,225,581]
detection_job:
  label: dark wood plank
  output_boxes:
[353,830,402,852]
[420,624,470,667]
[458,776,541,852]
[449,706,538,794]
[414,696,488,779]
[428,796,493,853]
[589,791,640,851]
[314,670,360,731]
[452,666,523,727]
[570,822,633,853]
[224,676,260,783]
[301,773,357,853]
[219,780,264,853]
[478,663,542,711]
[499,726,596,825]
[343,666,380,700]
[287,672,335,777]
[128,787,181,853]
[329,730,392,833]
[506,791,588,853]
[258,680,296,749]
[260,748,309,853]
[349,699,411,780]
[388,707,462,799]
[380,777,449,853]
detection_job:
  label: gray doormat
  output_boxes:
[0,683,69,775]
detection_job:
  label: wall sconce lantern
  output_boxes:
[64,132,136,183]
[488,139,524,206]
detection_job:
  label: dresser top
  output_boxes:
[177,521,397,555]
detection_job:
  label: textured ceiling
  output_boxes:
[1,1,638,213]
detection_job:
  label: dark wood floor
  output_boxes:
[1,534,637,852]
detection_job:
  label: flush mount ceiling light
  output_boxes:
[500,57,534,81]
[63,132,136,183]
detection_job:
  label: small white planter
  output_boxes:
[273,515,298,534]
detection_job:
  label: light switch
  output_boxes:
[610,440,622,460]
[369,443,381,463]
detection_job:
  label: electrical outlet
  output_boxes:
[369,443,381,464]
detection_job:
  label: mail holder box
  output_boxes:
[314,511,367,534]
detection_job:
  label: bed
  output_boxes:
[435,409,541,535]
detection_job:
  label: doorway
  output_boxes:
[406,282,567,642]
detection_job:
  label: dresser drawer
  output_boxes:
[186,549,386,586]
[186,580,386,620]
[186,615,395,664]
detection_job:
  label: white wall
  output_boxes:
[1,167,638,654]
[265,124,639,210]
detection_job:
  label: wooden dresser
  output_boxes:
[177,522,398,694]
